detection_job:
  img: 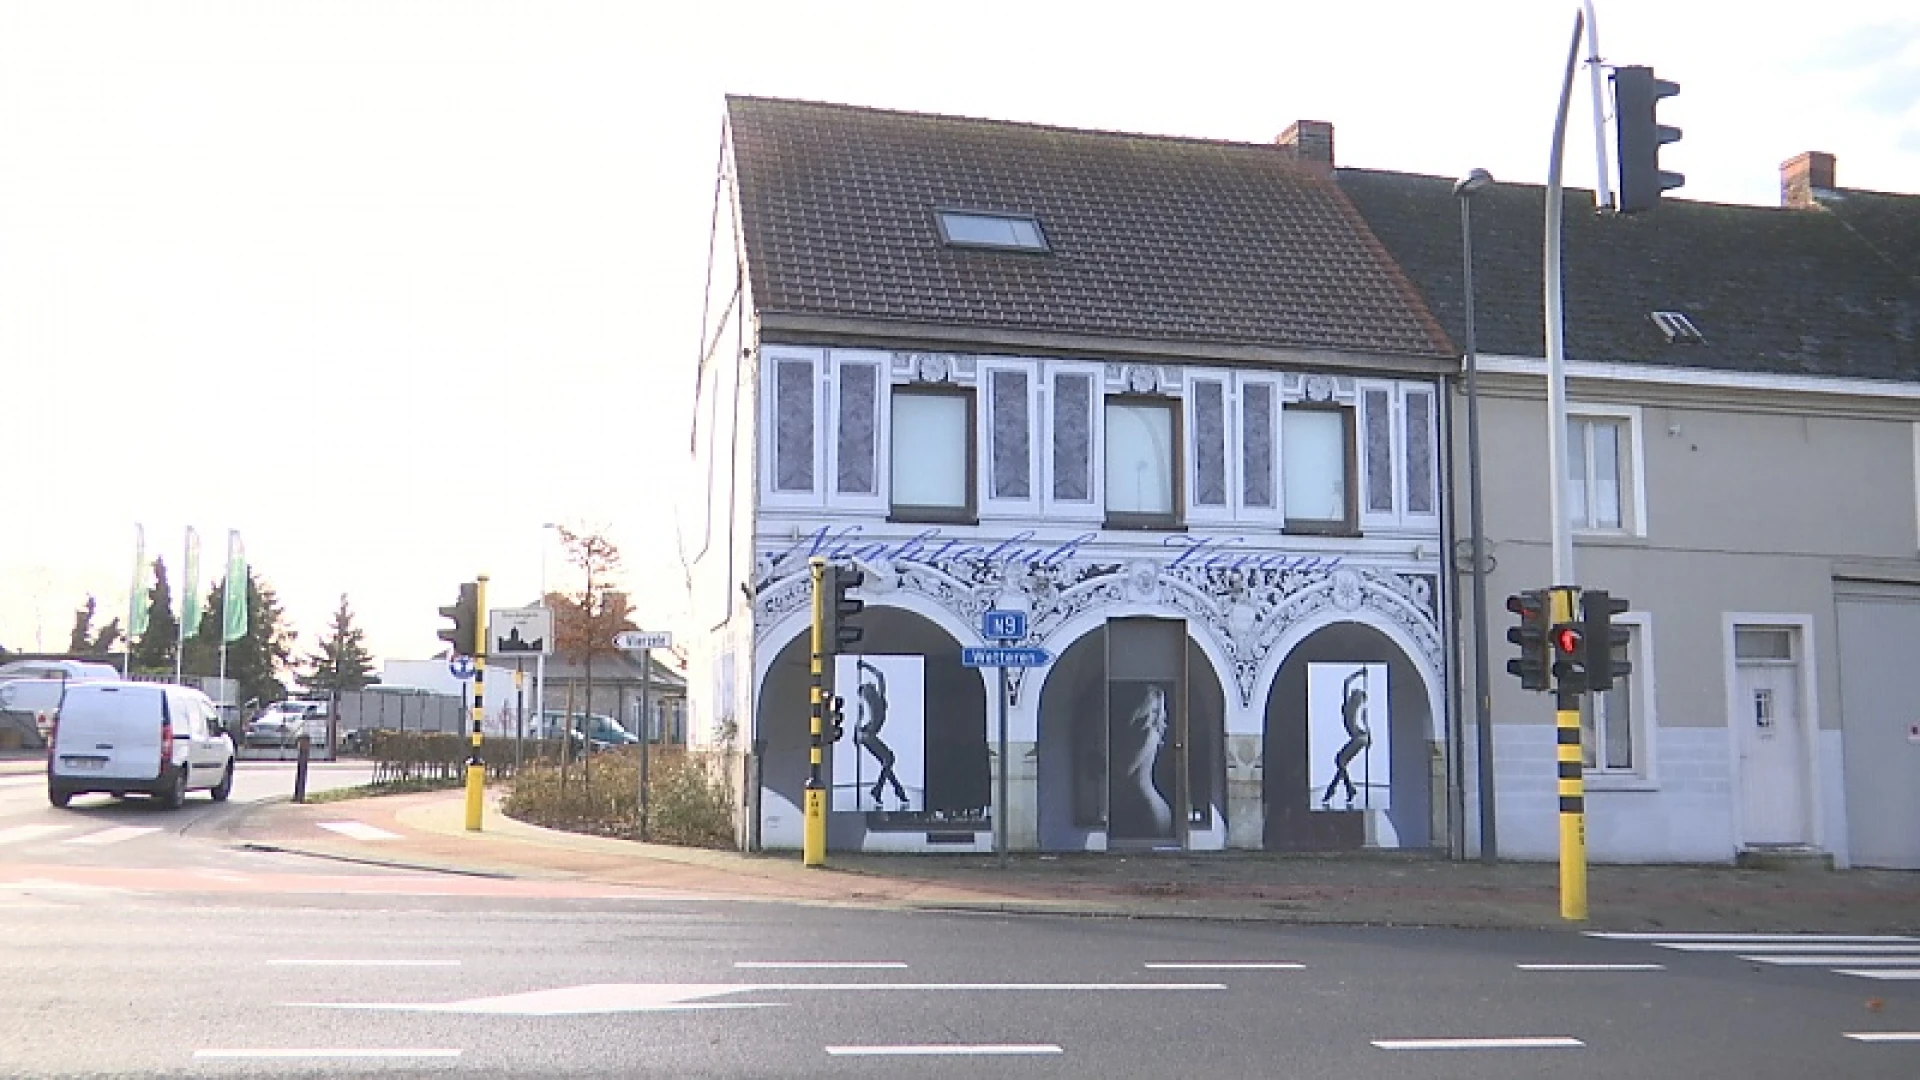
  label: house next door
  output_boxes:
[1733,625,1810,848]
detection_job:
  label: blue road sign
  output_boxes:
[981,609,1028,641]
[448,655,476,680]
[961,646,1053,668]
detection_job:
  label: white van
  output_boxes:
[47,682,236,809]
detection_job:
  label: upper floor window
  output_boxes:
[936,210,1050,252]
[890,386,975,523]
[1283,405,1355,533]
[1105,397,1180,529]
[1580,615,1651,783]
[1568,406,1644,535]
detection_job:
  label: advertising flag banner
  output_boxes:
[128,524,149,638]
[222,530,248,643]
[181,527,203,638]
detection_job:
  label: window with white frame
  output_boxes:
[1579,616,1649,776]
[1283,405,1355,533]
[1567,409,1641,533]
[890,386,975,522]
[1105,396,1180,528]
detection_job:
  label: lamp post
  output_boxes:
[1454,167,1498,863]
[537,522,558,740]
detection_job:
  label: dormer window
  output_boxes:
[1650,310,1704,344]
[936,210,1050,252]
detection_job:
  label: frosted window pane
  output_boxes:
[1242,384,1274,509]
[1283,409,1347,522]
[891,393,969,509]
[990,370,1031,499]
[1105,402,1175,514]
[835,363,877,495]
[774,360,814,491]
[1364,389,1394,513]
[1567,420,1589,526]
[1406,391,1434,514]
[1194,380,1226,506]
[1052,375,1093,501]
[1593,421,1622,529]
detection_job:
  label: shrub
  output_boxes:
[502,746,734,849]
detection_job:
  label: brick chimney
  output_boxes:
[1277,120,1334,175]
[1781,151,1836,209]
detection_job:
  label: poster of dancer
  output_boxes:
[830,654,926,813]
[1107,678,1178,842]
[1306,663,1390,811]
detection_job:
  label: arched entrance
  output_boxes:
[1035,620,1226,851]
[1262,621,1434,851]
[753,607,987,850]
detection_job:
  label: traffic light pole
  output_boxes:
[465,575,489,832]
[1551,585,1588,921]
[803,557,828,867]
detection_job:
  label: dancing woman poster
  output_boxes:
[830,654,926,813]
[1306,663,1390,811]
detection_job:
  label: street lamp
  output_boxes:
[536,522,559,738]
[1454,167,1498,863]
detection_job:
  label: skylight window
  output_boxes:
[1650,310,1705,344]
[937,210,1050,252]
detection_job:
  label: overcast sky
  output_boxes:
[1,0,1914,667]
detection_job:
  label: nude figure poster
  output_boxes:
[1107,678,1178,843]
[1306,663,1391,812]
[830,654,926,813]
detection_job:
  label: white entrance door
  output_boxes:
[1734,627,1810,847]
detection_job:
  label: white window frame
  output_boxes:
[1042,362,1105,521]
[1567,403,1647,538]
[978,359,1042,519]
[826,350,888,513]
[759,346,826,510]
[887,381,977,523]
[1581,611,1658,790]
[1184,368,1234,525]
[1233,371,1286,527]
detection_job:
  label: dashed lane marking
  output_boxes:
[1373,1037,1584,1051]
[193,1049,461,1060]
[269,959,462,968]
[68,826,162,846]
[1516,963,1665,971]
[736,961,907,970]
[1143,962,1303,970]
[316,821,402,841]
[827,1045,1062,1056]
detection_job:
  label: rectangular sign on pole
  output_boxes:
[489,607,554,657]
[981,609,1027,641]
[960,646,1052,668]
[613,630,674,651]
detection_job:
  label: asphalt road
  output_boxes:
[2,881,1916,1078]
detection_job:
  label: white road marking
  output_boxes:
[193,1049,460,1060]
[1845,1032,1920,1042]
[827,1045,1062,1056]
[0,825,72,846]
[68,826,161,846]
[1516,963,1665,971]
[1738,955,1920,967]
[1143,962,1304,970]
[293,980,1226,1016]
[736,961,907,970]
[1373,1037,1584,1051]
[1835,969,1920,981]
[1588,932,1916,942]
[1655,943,1920,953]
[269,959,462,968]
[316,821,402,841]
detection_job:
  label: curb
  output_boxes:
[234,841,520,881]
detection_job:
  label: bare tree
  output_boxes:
[550,526,633,788]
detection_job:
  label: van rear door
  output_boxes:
[54,684,166,782]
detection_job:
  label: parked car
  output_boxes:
[530,712,635,752]
[47,681,235,809]
[244,700,327,749]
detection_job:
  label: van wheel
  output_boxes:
[210,763,234,802]
[159,768,187,810]
[47,786,71,809]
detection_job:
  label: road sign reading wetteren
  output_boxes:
[961,646,1052,668]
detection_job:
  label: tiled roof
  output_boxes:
[1338,168,1920,381]
[726,96,1452,362]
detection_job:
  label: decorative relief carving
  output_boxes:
[753,547,1443,710]
[1303,374,1335,403]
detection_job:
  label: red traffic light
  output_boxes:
[1552,626,1583,654]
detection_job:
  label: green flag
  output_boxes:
[128,524,149,638]
[181,527,202,639]
[222,530,247,643]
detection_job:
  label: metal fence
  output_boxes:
[337,690,467,737]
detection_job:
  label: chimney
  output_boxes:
[1780,151,1836,209]
[1277,120,1335,175]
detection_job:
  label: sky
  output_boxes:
[1,0,1915,669]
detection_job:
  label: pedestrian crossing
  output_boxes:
[1589,932,1920,981]
[0,823,163,848]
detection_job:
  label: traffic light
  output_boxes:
[1614,65,1683,213]
[1580,589,1632,692]
[828,695,846,744]
[1504,590,1552,692]
[824,563,865,652]
[437,582,478,657]
[1550,619,1588,696]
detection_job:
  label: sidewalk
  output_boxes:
[222,785,1920,933]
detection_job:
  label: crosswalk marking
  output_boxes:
[1595,931,1920,983]
[1587,932,1917,942]
[1655,943,1920,953]
[1738,955,1920,966]
[317,821,402,842]
[68,826,161,846]
[1835,969,1920,981]
[1845,1032,1920,1042]
[0,825,72,846]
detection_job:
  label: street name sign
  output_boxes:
[961,647,1052,668]
[613,630,674,651]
